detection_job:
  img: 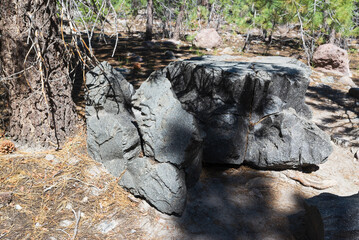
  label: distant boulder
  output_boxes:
[313,43,351,76]
[194,28,222,49]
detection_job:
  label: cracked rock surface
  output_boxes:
[86,62,202,215]
[159,56,332,169]
[86,61,140,176]
[120,157,187,215]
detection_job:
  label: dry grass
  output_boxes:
[0,128,143,240]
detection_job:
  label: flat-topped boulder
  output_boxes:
[157,56,332,169]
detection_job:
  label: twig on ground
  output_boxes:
[71,208,81,240]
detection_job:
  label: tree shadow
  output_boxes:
[305,84,359,147]
[174,165,298,240]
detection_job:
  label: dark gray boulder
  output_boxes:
[86,61,141,176]
[120,157,186,215]
[245,109,333,169]
[304,192,359,240]
[157,55,332,169]
[132,74,203,186]
[86,62,202,215]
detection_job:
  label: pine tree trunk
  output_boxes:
[0,0,78,148]
[145,0,153,41]
[173,0,186,41]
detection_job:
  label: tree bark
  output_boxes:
[0,0,78,148]
[173,0,186,41]
[145,0,153,41]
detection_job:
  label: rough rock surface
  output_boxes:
[194,28,222,49]
[86,61,141,176]
[86,62,203,215]
[158,56,332,169]
[313,43,351,76]
[304,192,359,240]
[120,157,186,215]
[132,74,203,187]
[246,109,333,169]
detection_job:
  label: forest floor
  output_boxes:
[1,29,359,239]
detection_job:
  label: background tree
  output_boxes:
[145,0,154,40]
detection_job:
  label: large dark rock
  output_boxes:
[304,192,359,240]
[132,74,203,188]
[157,56,332,169]
[86,62,203,215]
[120,157,186,215]
[86,61,141,176]
[245,109,333,169]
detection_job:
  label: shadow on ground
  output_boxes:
[172,165,299,240]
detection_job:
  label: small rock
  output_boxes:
[35,222,42,228]
[81,196,88,203]
[130,229,136,234]
[15,204,22,210]
[45,154,55,161]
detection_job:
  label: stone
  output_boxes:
[120,157,187,215]
[86,61,141,177]
[194,28,222,49]
[156,55,331,169]
[313,43,351,76]
[86,62,202,215]
[304,192,359,240]
[132,74,203,186]
[163,50,176,60]
[348,87,359,99]
[245,109,333,169]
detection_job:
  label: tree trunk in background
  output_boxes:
[132,0,140,16]
[173,0,186,40]
[0,0,78,148]
[145,0,153,41]
[329,28,336,44]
